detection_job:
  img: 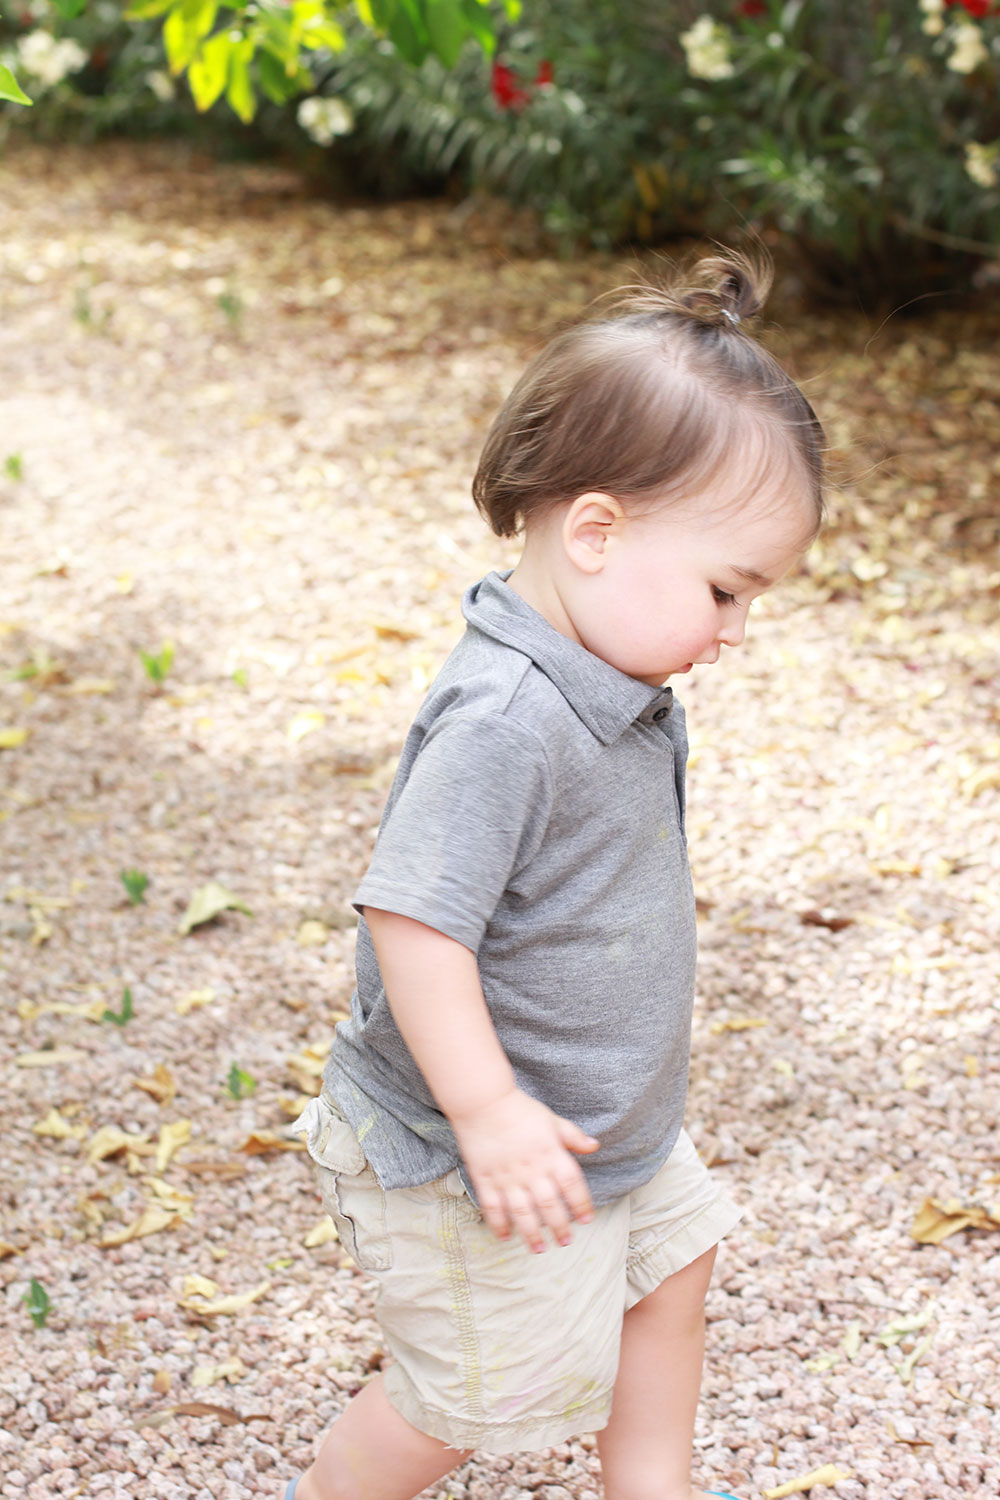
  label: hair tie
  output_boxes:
[720,308,741,328]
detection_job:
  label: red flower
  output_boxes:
[735,0,768,14]
[946,0,994,15]
[491,62,530,110]
[490,59,554,111]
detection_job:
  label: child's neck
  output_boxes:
[506,537,582,646]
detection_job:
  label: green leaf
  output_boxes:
[24,1279,51,1329]
[51,0,88,15]
[387,0,429,67]
[120,868,149,905]
[164,0,220,75]
[102,986,135,1027]
[125,0,175,17]
[0,63,32,107]
[258,48,310,103]
[226,37,256,122]
[424,0,467,67]
[458,0,494,56]
[189,30,232,111]
[226,1062,257,1099]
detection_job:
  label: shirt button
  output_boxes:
[653,705,671,722]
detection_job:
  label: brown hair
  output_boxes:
[472,251,825,538]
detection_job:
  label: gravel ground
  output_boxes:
[1,141,999,1500]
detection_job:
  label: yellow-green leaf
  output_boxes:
[0,727,29,749]
[189,30,232,111]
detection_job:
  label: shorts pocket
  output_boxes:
[293,1094,392,1272]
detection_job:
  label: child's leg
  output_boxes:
[597,1245,718,1500]
[294,1374,471,1500]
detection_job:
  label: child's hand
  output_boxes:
[449,1086,599,1253]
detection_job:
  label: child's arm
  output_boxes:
[364,906,598,1253]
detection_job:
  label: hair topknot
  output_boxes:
[473,246,824,539]
[601,248,771,331]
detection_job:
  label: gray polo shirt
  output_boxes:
[324,570,697,1206]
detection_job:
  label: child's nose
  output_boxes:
[717,613,747,648]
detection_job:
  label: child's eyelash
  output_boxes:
[712,587,738,607]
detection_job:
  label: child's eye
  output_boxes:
[712,586,738,607]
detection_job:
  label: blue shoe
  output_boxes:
[285,1482,298,1500]
[708,1492,741,1499]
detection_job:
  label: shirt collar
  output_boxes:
[461,571,674,745]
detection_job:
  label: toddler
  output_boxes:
[288,252,825,1500]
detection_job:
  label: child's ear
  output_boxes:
[562,493,624,574]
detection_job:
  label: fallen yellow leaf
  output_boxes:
[177,987,215,1015]
[763,1465,854,1499]
[133,1063,177,1105]
[287,711,325,742]
[178,884,251,936]
[0,1241,21,1258]
[143,1177,195,1215]
[178,1279,271,1317]
[0,727,29,749]
[911,1197,1000,1244]
[85,1125,153,1166]
[710,1017,768,1034]
[100,1206,179,1247]
[152,1369,172,1395]
[65,677,115,695]
[304,1217,338,1248]
[182,1274,219,1299]
[33,1108,87,1141]
[15,1048,86,1068]
[297,919,329,947]
[156,1119,192,1172]
[192,1356,248,1387]
[238,1131,306,1155]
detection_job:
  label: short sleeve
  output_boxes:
[353,713,553,952]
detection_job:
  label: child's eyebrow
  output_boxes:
[729,565,773,586]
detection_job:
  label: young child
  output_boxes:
[288,252,825,1500]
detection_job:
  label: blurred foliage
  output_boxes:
[2,0,999,299]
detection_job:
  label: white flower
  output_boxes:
[680,16,735,82]
[17,29,87,88]
[297,96,355,147]
[948,21,989,73]
[146,69,175,103]
[965,140,1000,188]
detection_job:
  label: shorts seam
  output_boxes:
[439,1190,485,1420]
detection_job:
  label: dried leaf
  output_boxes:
[100,1206,180,1247]
[0,726,29,749]
[0,1241,21,1259]
[304,1217,339,1248]
[763,1466,854,1499]
[874,1302,936,1346]
[896,1331,934,1384]
[191,1356,247,1387]
[178,884,251,936]
[911,1197,1000,1244]
[143,1177,195,1215]
[33,1108,87,1141]
[297,919,329,947]
[176,986,216,1015]
[800,908,854,931]
[178,1278,271,1317]
[86,1125,153,1166]
[156,1119,192,1172]
[182,1273,219,1298]
[152,1369,172,1395]
[140,1400,268,1428]
[237,1131,306,1155]
[133,1064,177,1105]
[182,1159,247,1179]
[710,1017,768,1034]
[15,1047,86,1068]
[65,677,115,695]
[287,710,325,742]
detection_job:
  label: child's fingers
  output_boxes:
[555,1115,600,1155]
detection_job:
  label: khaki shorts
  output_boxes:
[296,1092,741,1455]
